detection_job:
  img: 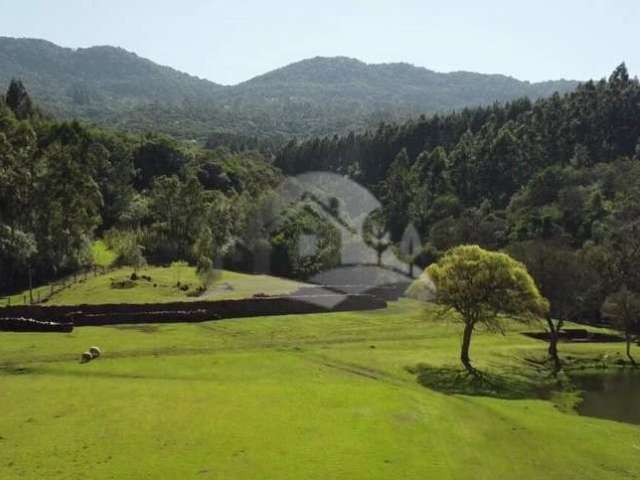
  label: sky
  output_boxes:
[1,0,638,85]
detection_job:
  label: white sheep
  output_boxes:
[80,351,92,363]
[88,346,102,359]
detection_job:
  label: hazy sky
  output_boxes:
[1,0,638,85]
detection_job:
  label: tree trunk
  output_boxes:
[460,322,475,375]
[546,316,561,373]
[626,332,637,366]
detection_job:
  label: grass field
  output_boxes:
[6,265,307,306]
[1,298,638,479]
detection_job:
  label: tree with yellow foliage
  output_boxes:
[426,245,549,374]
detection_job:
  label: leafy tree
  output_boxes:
[602,288,640,365]
[269,205,341,279]
[362,209,390,265]
[147,174,208,261]
[426,245,548,374]
[382,148,414,241]
[193,225,219,288]
[508,240,599,371]
[105,229,147,273]
[133,135,189,190]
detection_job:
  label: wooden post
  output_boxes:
[28,266,33,305]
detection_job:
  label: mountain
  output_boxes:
[0,37,222,119]
[0,37,580,141]
[228,56,575,113]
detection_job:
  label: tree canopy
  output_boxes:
[426,245,548,373]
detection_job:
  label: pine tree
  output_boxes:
[6,79,34,119]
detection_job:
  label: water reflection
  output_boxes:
[573,371,640,425]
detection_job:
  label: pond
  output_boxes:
[572,370,640,425]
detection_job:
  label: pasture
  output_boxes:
[1,297,638,479]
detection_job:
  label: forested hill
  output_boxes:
[232,56,576,113]
[0,37,578,140]
[0,37,223,117]
[276,63,640,248]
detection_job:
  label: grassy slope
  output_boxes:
[0,299,638,479]
[6,266,307,306]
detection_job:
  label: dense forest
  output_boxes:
[0,37,578,141]
[277,64,640,326]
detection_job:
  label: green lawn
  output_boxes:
[0,299,638,479]
[7,265,307,306]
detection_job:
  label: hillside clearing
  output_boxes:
[6,266,308,306]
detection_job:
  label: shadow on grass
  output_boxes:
[406,362,561,400]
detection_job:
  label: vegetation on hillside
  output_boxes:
[0,37,578,140]
[0,80,283,294]
[277,64,640,359]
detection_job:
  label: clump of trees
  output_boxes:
[0,80,284,295]
[426,245,548,374]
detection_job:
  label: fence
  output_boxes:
[3,265,116,307]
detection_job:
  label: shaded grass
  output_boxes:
[406,363,561,400]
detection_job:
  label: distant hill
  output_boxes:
[0,37,580,140]
[0,37,222,120]
[228,56,575,113]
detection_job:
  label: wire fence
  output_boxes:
[2,265,116,307]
